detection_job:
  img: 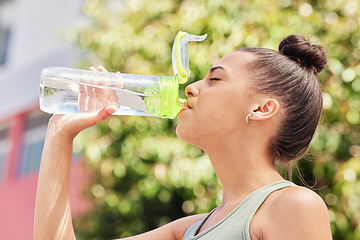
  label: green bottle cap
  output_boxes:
[145,31,207,119]
[159,75,185,119]
[144,75,185,119]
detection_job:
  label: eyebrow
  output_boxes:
[209,66,225,73]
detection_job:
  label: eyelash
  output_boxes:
[209,77,220,81]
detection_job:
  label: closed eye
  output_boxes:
[210,77,221,81]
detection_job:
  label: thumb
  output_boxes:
[77,105,118,130]
[92,105,117,125]
[48,106,118,141]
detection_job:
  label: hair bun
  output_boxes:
[279,35,327,74]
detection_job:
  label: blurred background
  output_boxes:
[0,0,359,239]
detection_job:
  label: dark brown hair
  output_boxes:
[240,35,327,162]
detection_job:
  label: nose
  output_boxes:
[185,81,200,98]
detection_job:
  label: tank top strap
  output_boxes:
[243,180,296,240]
[182,180,296,240]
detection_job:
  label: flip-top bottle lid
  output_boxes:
[149,31,207,119]
[172,31,207,84]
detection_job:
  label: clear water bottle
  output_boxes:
[40,67,184,118]
[39,31,207,119]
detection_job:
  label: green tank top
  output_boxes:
[182,180,296,240]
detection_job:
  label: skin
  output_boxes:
[78,66,120,112]
[34,52,332,240]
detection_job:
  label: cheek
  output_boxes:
[175,89,244,143]
[199,94,235,123]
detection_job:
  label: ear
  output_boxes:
[251,99,280,121]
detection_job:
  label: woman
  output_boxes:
[34,34,332,239]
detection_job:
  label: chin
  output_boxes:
[175,122,191,141]
[175,124,187,142]
[175,124,204,149]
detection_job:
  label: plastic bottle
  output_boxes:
[39,31,207,119]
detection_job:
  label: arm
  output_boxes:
[34,108,204,240]
[34,107,117,239]
[120,214,206,240]
[34,65,118,239]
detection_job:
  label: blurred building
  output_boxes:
[0,0,92,238]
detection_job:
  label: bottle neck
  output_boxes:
[144,75,183,119]
[158,75,182,119]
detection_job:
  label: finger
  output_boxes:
[83,67,97,85]
[78,92,85,112]
[82,86,96,112]
[105,105,117,115]
[86,94,98,112]
[94,96,108,112]
[86,105,117,126]
[108,93,120,108]
[97,65,108,72]
[112,71,123,89]
[69,105,117,134]
[94,87,109,108]
[92,66,109,87]
[78,84,89,112]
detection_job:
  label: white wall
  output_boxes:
[0,0,85,120]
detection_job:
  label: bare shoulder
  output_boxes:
[271,185,327,212]
[251,185,332,240]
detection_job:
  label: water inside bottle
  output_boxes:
[40,76,161,116]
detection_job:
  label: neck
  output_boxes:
[204,139,284,205]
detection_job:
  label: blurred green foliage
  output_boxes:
[67,0,360,239]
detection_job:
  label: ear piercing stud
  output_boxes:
[246,114,257,124]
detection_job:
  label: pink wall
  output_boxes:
[0,161,93,239]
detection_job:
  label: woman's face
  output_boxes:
[176,51,257,148]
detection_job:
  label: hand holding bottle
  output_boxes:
[77,66,121,113]
[47,105,117,141]
[34,77,117,240]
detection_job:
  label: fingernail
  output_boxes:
[106,106,117,115]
